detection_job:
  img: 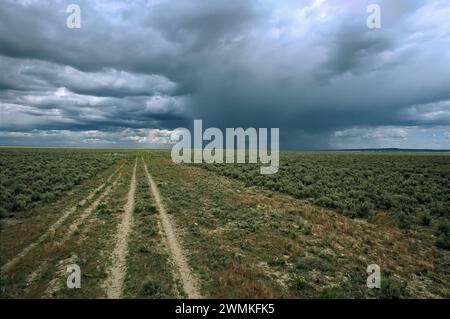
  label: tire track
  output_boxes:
[22,170,124,295]
[103,158,137,299]
[62,172,122,241]
[141,157,202,299]
[1,164,124,273]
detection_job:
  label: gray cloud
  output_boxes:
[0,0,449,149]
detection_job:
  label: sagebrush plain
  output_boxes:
[1,148,449,299]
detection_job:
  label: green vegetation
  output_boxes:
[123,158,178,298]
[146,151,450,298]
[378,277,408,299]
[197,152,450,248]
[436,221,450,250]
[0,149,116,216]
[1,149,449,299]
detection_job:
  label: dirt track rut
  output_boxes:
[1,164,123,273]
[142,157,202,299]
[104,158,137,299]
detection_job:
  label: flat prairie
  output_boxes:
[1,148,449,298]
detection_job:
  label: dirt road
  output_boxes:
[142,157,202,299]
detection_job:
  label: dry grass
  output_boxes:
[0,158,132,298]
[145,150,450,299]
[2,150,448,299]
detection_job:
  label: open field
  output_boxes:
[0,148,117,217]
[1,148,449,299]
[198,152,450,250]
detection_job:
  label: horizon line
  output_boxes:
[1,145,450,152]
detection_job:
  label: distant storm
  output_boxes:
[0,0,449,149]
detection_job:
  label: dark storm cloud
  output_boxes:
[318,29,395,80]
[0,0,449,148]
[0,56,177,97]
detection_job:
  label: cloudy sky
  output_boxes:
[0,0,449,149]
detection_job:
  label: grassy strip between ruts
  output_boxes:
[123,157,180,298]
[45,158,134,298]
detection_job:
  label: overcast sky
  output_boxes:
[0,0,449,149]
